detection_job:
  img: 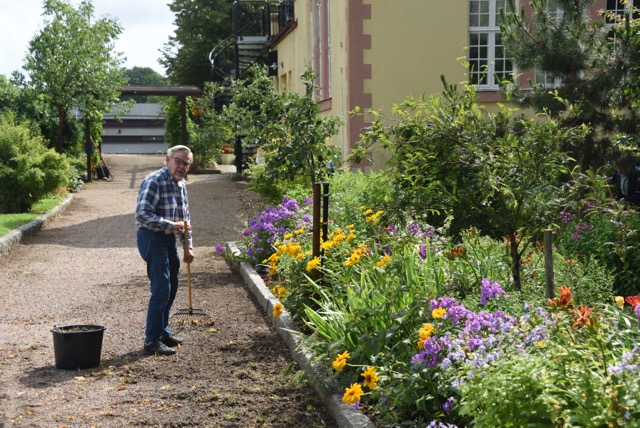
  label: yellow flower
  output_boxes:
[331,351,350,371]
[283,233,293,240]
[272,302,284,318]
[321,240,334,250]
[361,366,380,390]
[268,264,278,277]
[362,208,373,216]
[615,296,625,309]
[432,308,447,319]
[419,323,434,339]
[294,227,305,235]
[376,254,391,267]
[342,383,363,405]
[306,256,322,272]
[417,323,435,348]
[277,286,286,298]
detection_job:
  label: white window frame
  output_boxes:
[534,0,564,88]
[468,0,515,90]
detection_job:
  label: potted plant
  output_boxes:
[219,144,235,165]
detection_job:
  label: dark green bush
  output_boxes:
[0,112,72,213]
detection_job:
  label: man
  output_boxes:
[609,155,640,207]
[135,145,195,355]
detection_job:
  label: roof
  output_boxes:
[120,85,203,97]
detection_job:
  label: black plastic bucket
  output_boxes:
[51,324,105,370]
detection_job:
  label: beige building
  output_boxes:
[232,0,635,169]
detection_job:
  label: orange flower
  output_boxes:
[624,295,640,307]
[549,286,573,308]
[570,304,594,328]
[450,245,465,259]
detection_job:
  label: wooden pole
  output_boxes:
[322,182,329,250]
[311,183,321,281]
[544,229,554,298]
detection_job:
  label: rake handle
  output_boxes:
[184,220,193,311]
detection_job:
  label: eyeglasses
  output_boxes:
[171,157,192,168]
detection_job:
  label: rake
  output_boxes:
[173,221,210,323]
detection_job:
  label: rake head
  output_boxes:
[172,307,214,327]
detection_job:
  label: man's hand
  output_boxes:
[184,247,195,263]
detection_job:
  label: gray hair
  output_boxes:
[167,145,192,157]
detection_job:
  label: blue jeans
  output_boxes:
[137,228,180,343]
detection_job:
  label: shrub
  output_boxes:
[0,112,72,213]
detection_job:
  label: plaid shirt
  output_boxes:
[135,166,193,248]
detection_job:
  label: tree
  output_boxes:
[122,67,170,103]
[222,66,342,194]
[160,0,233,87]
[499,0,640,171]
[351,77,587,289]
[24,0,127,153]
[0,112,72,213]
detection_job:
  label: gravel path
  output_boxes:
[0,154,336,427]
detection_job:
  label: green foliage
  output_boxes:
[557,201,640,296]
[458,302,640,427]
[190,82,234,168]
[25,0,128,153]
[161,0,233,86]
[163,96,200,161]
[227,165,640,426]
[500,0,640,170]
[122,67,169,103]
[0,113,72,213]
[352,77,586,289]
[223,66,342,198]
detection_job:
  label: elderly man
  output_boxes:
[135,145,195,355]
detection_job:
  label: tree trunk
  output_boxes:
[56,107,66,154]
[508,231,522,290]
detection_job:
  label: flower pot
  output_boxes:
[51,324,105,370]
[220,153,234,165]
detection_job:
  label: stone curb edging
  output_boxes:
[0,194,74,258]
[225,242,375,428]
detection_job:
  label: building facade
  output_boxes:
[264,0,633,169]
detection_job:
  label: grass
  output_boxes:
[0,193,66,237]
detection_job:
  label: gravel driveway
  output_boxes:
[0,154,336,427]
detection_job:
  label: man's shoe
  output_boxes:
[144,340,177,355]
[161,335,184,348]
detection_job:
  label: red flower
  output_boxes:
[624,295,640,307]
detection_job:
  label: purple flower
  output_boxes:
[480,278,507,306]
[635,305,640,322]
[304,197,313,206]
[407,223,421,236]
[419,244,427,260]
[443,397,454,415]
[214,244,225,254]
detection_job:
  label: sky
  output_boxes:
[0,0,177,77]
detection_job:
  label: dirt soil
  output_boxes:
[0,155,337,428]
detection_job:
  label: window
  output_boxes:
[534,0,563,87]
[312,0,331,100]
[606,0,640,41]
[469,0,514,89]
